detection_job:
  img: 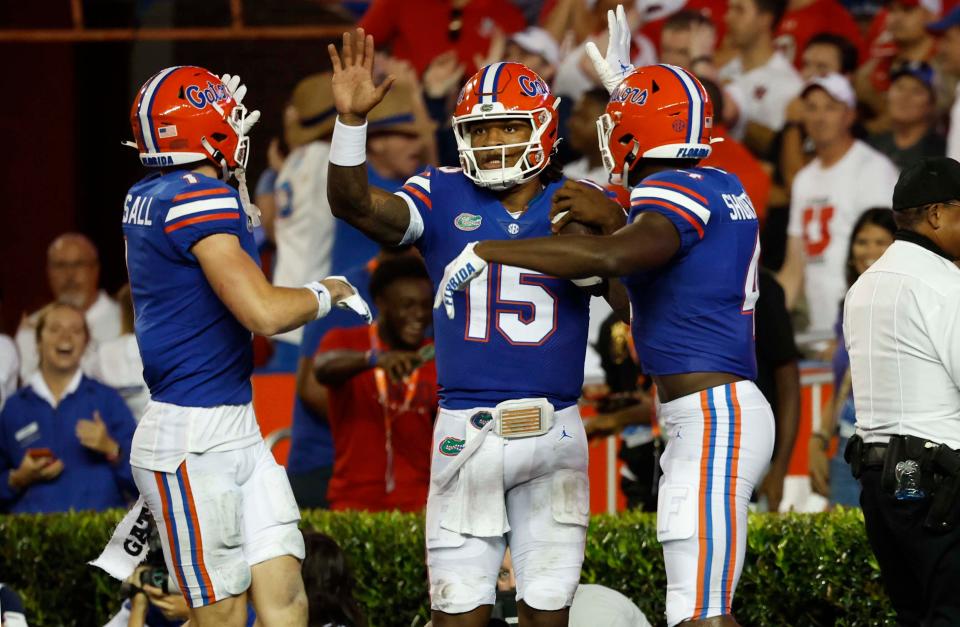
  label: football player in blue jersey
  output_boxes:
[113,67,371,627]
[437,49,775,627]
[325,27,629,627]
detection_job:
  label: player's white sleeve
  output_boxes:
[396,192,425,246]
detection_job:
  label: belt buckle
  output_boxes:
[495,398,554,439]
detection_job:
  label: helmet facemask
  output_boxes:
[453,106,554,191]
[596,112,637,189]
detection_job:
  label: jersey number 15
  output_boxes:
[465,265,558,346]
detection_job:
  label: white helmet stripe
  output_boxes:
[480,62,504,104]
[138,66,180,153]
[661,64,702,145]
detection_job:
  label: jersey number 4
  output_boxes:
[465,265,558,345]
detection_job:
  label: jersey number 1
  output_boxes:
[465,265,558,345]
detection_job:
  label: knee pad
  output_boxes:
[521,579,578,611]
[429,566,498,613]
[217,559,253,599]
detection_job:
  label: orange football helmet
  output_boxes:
[453,62,560,190]
[597,64,714,182]
[129,66,250,172]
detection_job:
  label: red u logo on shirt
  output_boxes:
[802,205,834,259]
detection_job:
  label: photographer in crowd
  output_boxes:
[844,157,960,623]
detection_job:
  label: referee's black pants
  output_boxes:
[860,468,960,626]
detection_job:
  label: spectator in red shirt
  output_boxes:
[359,0,526,75]
[774,0,865,68]
[856,0,940,123]
[699,77,774,223]
[313,256,437,513]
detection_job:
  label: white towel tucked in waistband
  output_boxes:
[437,416,509,537]
[89,496,152,581]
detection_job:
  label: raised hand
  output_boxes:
[328,28,395,125]
[423,50,466,99]
[585,5,634,94]
[219,73,261,135]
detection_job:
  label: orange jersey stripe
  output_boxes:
[154,472,190,595]
[164,211,240,233]
[639,199,705,239]
[178,463,217,604]
[693,390,713,619]
[172,187,232,202]
[644,179,709,205]
[403,185,433,209]
[725,384,743,610]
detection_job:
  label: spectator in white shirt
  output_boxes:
[720,0,803,155]
[89,285,149,422]
[0,291,18,411]
[15,233,120,382]
[927,6,960,160]
[843,156,960,625]
[504,27,560,85]
[269,73,339,370]
[778,74,898,342]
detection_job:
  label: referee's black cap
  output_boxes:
[893,157,960,211]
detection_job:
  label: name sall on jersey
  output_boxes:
[185,81,229,110]
[123,194,156,226]
[722,192,758,221]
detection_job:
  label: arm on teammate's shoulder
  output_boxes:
[776,236,806,311]
[193,233,351,336]
[475,211,681,279]
[327,165,413,246]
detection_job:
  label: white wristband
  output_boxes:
[330,117,368,166]
[304,281,332,319]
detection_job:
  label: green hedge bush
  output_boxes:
[0,508,894,626]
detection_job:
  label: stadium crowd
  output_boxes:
[3,0,960,623]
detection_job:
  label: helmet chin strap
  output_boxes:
[234,166,261,230]
[200,136,261,230]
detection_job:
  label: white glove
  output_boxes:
[328,275,373,323]
[585,5,635,94]
[220,73,261,135]
[433,243,488,320]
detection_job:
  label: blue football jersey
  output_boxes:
[122,170,258,407]
[623,167,760,380]
[397,167,590,410]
